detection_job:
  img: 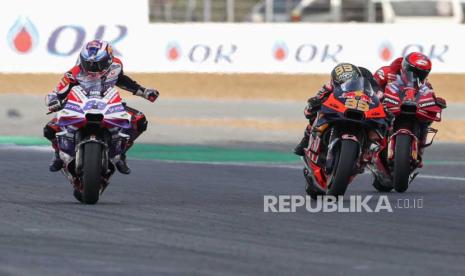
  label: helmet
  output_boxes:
[330,63,362,86]
[79,40,114,76]
[401,52,431,85]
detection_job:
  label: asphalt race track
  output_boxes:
[1,144,465,275]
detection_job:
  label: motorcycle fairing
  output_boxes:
[55,86,131,158]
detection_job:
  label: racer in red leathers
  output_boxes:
[373,57,403,92]
[293,63,380,156]
[378,52,446,164]
[373,53,438,95]
[44,40,159,174]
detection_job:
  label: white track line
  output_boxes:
[163,161,465,182]
[0,144,52,152]
[154,160,465,182]
[416,175,465,182]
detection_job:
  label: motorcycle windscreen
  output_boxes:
[339,77,365,92]
[339,77,375,95]
[335,77,382,109]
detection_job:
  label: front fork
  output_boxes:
[370,126,431,186]
[75,136,109,176]
[304,128,362,191]
[75,135,113,193]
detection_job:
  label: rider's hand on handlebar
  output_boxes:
[145,88,159,102]
[136,88,159,102]
[435,97,447,109]
[307,97,322,110]
[48,99,63,112]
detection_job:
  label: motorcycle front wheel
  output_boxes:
[327,139,358,197]
[393,134,412,193]
[81,142,103,204]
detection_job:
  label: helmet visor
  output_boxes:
[403,62,429,84]
[80,55,111,74]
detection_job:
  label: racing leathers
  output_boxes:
[374,56,435,94]
[44,57,159,173]
[384,75,446,163]
[373,57,403,92]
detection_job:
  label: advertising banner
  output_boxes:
[0,0,146,72]
[131,24,463,74]
[0,18,464,73]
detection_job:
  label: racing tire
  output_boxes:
[393,134,411,193]
[73,189,83,203]
[81,142,103,204]
[327,139,358,197]
[372,177,393,192]
[304,170,324,200]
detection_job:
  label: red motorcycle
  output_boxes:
[369,75,446,193]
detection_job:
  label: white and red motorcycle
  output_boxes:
[53,85,131,204]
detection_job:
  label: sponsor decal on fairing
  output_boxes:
[64,102,84,114]
[419,101,436,108]
[106,104,125,114]
[384,97,399,105]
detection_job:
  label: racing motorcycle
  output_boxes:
[53,85,131,204]
[369,75,445,193]
[303,77,388,198]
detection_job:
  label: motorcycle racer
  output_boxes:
[44,40,159,174]
[373,56,403,92]
[382,52,446,163]
[374,52,436,93]
[293,63,380,156]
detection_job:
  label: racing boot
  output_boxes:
[49,150,63,172]
[294,132,310,156]
[116,153,131,175]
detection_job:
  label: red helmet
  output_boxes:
[401,52,432,86]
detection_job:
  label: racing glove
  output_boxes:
[135,88,159,102]
[316,83,333,99]
[45,93,65,112]
[304,84,333,119]
[435,97,447,109]
[306,96,322,112]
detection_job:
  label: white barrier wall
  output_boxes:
[129,24,461,73]
[0,2,464,73]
